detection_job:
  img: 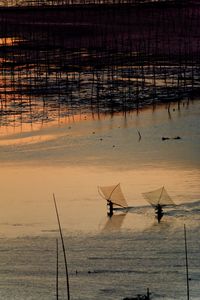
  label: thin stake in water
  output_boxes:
[184,224,190,300]
[56,238,59,300]
[53,193,70,300]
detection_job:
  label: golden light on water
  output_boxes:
[0,134,57,145]
[0,101,199,237]
[0,163,199,237]
[0,37,23,46]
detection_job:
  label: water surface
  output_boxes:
[0,98,200,300]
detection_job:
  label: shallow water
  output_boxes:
[0,4,200,298]
[0,100,199,299]
[0,226,200,300]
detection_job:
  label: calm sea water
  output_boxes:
[0,100,199,299]
[0,227,200,300]
[0,4,200,298]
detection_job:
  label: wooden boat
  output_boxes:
[123,288,151,300]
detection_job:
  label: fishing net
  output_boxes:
[142,186,175,207]
[98,184,128,208]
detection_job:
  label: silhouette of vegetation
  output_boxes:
[0,1,200,126]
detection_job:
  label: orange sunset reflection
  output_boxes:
[0,101,199,237]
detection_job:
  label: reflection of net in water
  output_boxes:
[102,214,127,231]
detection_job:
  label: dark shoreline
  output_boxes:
[0,0,200,122]
[1,1,200,54]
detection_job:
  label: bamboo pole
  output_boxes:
[56,238,59,300]
[53,193,70,300]
[184,224,190,300]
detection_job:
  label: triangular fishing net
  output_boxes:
[99,184,128,208]
[142,186,175,207]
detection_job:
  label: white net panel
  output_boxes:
[142,186,175,207]
[99,183,128,208]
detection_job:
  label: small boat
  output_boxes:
[123,288,151,300]
[98,183,128,217]
[142,186,176,223]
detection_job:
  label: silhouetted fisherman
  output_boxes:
[146,288,150,299]
[155,204,163,223]
[107,200,113,217]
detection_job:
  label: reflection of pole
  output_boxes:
[53,194,70,300]
[147,288,150,300]
[184,224,189,300]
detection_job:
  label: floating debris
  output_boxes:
[137,129,142,141]
[162,136,181,141]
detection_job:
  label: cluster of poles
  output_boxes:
[0,2,200,127]
[0,0,187,8]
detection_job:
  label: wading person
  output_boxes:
[155,204,163,223]
[107,200,113,217]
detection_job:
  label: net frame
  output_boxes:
[142,186,175,207]
[98,183,128,208]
